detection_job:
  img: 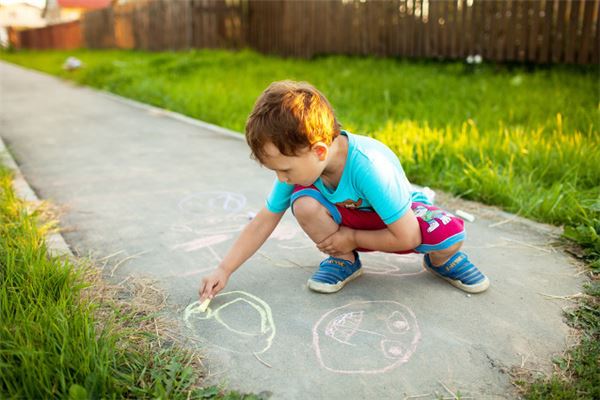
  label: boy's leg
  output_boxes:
[412,203,489,293]
[292,196,354,263]
[427,242,462,266]
[291,190,362,293]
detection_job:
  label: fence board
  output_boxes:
[593,0,600,64]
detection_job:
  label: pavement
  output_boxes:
[0,61,585,399]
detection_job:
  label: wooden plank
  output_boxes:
[281,0,290,56]
[595,0,600,64]
[456,0,465,58]
[473,0,483,57]
[448,0,457,59]
[414,0,422,58]
[495,0,506,61]
[565,0,581,63]
[503,0,514,60]
[464,0,474,58]
[488,0,497,61]
[429,0,439,58]
[400,0,407,57]
[420,3,431,58]
[516,0,527,61]
[405,0,412,57]
[437,0,446,58]
[538,0,553,63]
[577,0,594,64]
[552,0,566,62]
[527,0,541,61]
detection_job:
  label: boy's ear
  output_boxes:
[312,142,328,161]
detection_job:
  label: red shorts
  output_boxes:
[290,185,465,254]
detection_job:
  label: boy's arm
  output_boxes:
[199,206,284,300]
[318,209,421,255]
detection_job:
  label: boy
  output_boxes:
[199,80,489,300]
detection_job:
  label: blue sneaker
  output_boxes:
[308,251,363,293]
[423,251,489,293]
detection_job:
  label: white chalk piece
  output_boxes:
[247,211,257,220]
[198,298,211,312]
[455,209,475,222]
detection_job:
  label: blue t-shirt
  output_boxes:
[266,131,423,225]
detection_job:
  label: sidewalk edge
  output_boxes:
[94,91,245,142]
[0,136,74,258]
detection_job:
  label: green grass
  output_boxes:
[1,48,598,398]
[0,165,260,399]
[520,281,600,400]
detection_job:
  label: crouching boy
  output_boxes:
[199,80,489,300]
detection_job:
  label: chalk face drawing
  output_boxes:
[184,291,276,355]
[360,253,425,277]
[313,301,420,374]
[178,191,247,217]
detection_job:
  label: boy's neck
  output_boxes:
[320,134,348,189]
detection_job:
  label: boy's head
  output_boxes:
[245,80,341,165]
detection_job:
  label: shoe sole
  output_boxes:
[307,268,364,294]
[424,261,490,294]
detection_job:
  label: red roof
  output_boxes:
[57,0,112,9]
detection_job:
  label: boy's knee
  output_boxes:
[292,196,327,221]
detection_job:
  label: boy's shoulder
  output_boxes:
[346,131,397,161]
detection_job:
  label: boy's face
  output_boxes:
[260,142,327,187]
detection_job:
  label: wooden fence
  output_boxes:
[11,0,600,65]
[8,21,83,50]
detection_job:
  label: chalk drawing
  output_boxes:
[313,301,420,374]
[183,291,276,355]
[171,234,232,252]
[170,213,247,237]
[270,221,313,250]
[178,191,247,216]
[360,253,425,277]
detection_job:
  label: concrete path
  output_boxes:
[0,61,584,399]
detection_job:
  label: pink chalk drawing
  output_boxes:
[360,252,426,277]
[270,221,313,250]
[313,301,420,374]
[171,234,232,252]
[178,191,247,216]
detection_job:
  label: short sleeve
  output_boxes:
[265,179,294,213]
[355,156,412,225]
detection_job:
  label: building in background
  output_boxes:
[0,1,45,47]
[43,0,112,25]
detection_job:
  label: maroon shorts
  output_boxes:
[290,185,465,254]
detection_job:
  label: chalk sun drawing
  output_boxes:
[313,301,420,374]
[171,234,232,253]
[270,221,313,250]
[178,191,247,216]
[183,291,276,355]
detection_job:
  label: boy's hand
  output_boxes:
[317,226,357,256]
[199,267,230,301]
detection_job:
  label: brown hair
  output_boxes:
[245,80,341,163]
